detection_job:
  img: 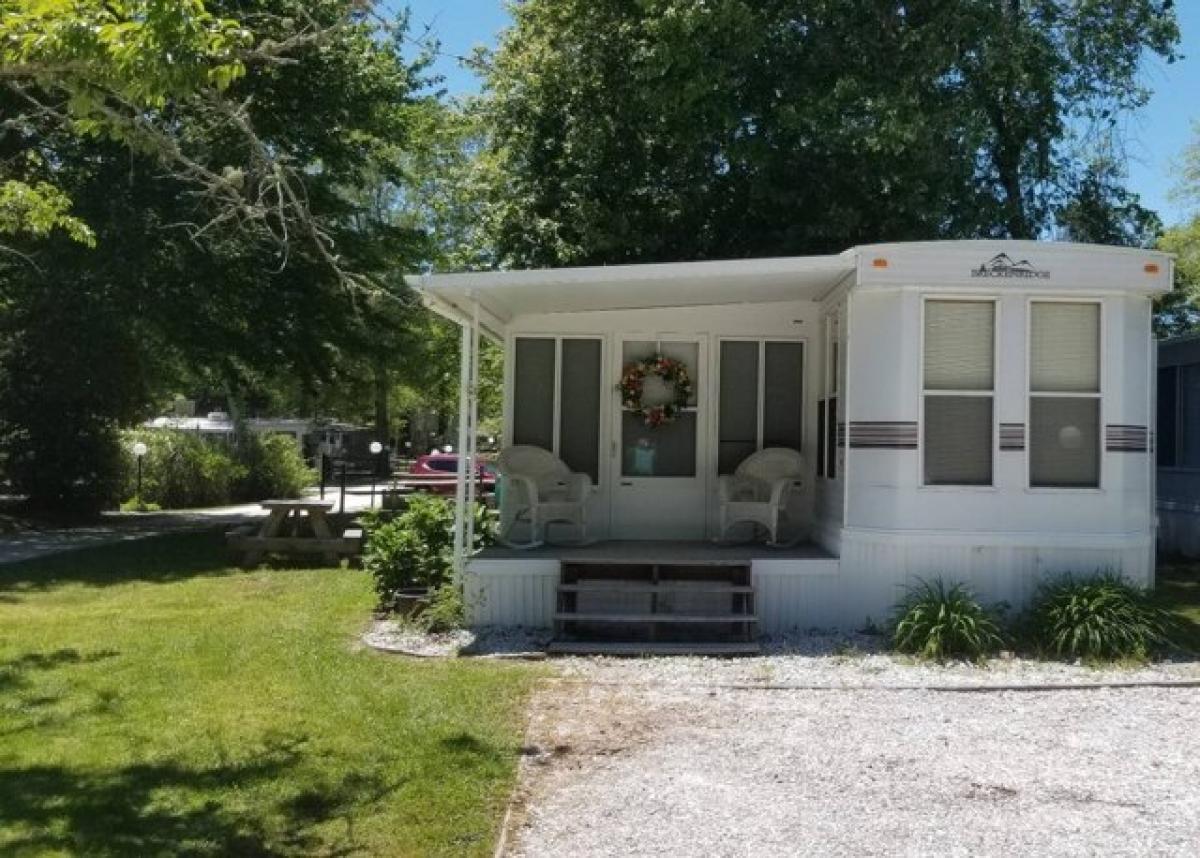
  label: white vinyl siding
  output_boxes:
[1028,302,1101,488]
[922,300,995,486]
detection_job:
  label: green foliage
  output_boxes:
[479,0,1179,266]
[363,494,457,608]
[362,495,493,614]
[892,579,1005,662]
[1027,574,1175,661]
[1157,218,1200,337]
[418,583,466,634]
[235,433,315,501]
[0,3,441,514]
[0,179,94,246]
[121,429,243,509]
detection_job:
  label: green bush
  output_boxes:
[235,433,315,501]
[121,429,243,509]
[1027,574,1175,660]
[419,584,466,634]
[892,578,1005,661]
[363,494,457,610]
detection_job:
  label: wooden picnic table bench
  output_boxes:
[226,500,364,567]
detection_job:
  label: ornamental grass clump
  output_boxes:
[1028,574,1174,661]
[892,578,1005,662]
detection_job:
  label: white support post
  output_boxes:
[452,314,472,583]
[464,301,481,559]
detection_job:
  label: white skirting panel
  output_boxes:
[821,528,1157,632]
[752,557,841,633]
[463,559,558,628]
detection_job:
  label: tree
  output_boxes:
[475,0,1179,266]
[0,1,438,515]
[1156,219,1200,337]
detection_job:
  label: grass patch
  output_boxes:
[1156,556,1200,654]
[0,530,541,856]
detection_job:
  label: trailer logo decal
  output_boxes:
[971,253,1050,279]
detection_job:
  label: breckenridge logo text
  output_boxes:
[971,253,1050,279]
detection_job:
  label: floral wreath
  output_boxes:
[618,354,693,427]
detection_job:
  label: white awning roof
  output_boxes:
[419,253,856,334]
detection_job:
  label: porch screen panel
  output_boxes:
[1157,366,1177,468]
[718,340,759,474]
[512,337,555,451]
[1183,365,1200,468]
[763,342,803,450]
[559,338,602,482]
[622,412,697,477]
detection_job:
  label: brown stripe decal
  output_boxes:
[999,423,1025,451]
[1106,424,1148,453]
[849,421,918,449]
[837,422,847,448]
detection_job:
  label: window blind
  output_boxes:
[924,301,994,391]
[1030,398,1100,487]
[1031,303,1099,393]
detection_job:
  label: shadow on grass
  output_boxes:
[0,647,118,693]
[1156,556,1200,653]
[0,733,396,857]
[0,530,238,594]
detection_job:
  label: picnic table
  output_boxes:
[227,500,363,567]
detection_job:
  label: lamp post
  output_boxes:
[132,441,148,501]
[369,441,383,508]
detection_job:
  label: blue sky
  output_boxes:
[401,0,1200,227]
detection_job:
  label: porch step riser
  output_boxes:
[549,641,761,657]
[554,559,758,648]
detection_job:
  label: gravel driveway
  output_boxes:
[508,678,1200,857]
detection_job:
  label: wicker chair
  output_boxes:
[716,448,805,546]
[495,445,592,549]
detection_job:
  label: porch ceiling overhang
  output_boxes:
[417,254,855,331]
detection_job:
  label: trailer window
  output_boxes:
[922,300,995,486]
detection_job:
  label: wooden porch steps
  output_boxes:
[548,641,761,657]
[551,559,758,653]
[554,612,758,624]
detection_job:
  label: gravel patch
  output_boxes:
[362,621,550,658]
[552,631,1200,688]
[509,681,1200,857]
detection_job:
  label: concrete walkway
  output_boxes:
[0,490,377,565]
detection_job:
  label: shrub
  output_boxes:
[1027,574,1175,660]
[235,434,315,501]
[892,578,1005,661]
[363,494,456,610]
[120,429,243,509]
[418,584,466,634]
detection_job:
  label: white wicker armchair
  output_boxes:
[716,448,805,546]
[495,445,592,549]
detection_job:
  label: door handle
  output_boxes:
[620,481,633,487]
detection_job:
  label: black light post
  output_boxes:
[369,441,384,508]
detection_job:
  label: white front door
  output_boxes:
[610,336,708,539]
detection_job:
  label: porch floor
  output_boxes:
[477,539,834,565]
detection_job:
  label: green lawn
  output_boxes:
[1158,556,1200,653]
[0,531,541,857]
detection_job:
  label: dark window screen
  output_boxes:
[826,397,838,480]
[559,339,602,482]
[718,341,759,474]
[763,342,803,450]
[1158,366,1177,468]
[513,338,555,450]
[817,399,827,477]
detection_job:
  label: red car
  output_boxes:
[407,454,497,494]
